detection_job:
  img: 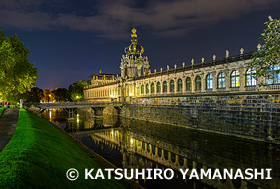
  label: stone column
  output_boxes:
[144,83,147,95]
[174,79,178,94]
[191,76,195,93]
[155,147,158,156]
[239,68,245,92]
[149,83,151,96]
[192,161,197,169]
[167,80,170,94]
[212,71,217,92]
[225,70,230,91]
[182,76,186,92]
[201,73,205,92]
[133,82,135,97]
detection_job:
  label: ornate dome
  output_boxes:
[124,28,144,57]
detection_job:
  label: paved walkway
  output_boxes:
[0,108,19,152]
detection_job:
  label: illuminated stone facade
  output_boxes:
[84,29,280,102]
[83,29,280,141]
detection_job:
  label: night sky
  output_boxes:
[1,0,280,90]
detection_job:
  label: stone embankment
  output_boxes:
[121,93,280,143]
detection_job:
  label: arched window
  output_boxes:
[195,76,201,90]
[177,79,182,92]
[245,68,257,86]
[151,83,155,93]
[218,72,225,88]
[170,80,175,92]
[266,65,280,85]
[157,82,161,93]
[163,81,167,92]
[206,74,213,89]
[146,84,149,94]
[186,77,191,91]
[137,87,140,95]
[231,70,240,87]
[141,84,144,94]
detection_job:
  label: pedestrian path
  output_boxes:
[0,108,19,152]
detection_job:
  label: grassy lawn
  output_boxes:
[0,107,4,116]
[0,109,135,188]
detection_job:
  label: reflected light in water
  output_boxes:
[49,111,52,121]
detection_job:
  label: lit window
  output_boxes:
[177,79,182,91]
[266,65,280,85]
[246,68,257,86]
[157,82,161,93]
[195,76,201,90]
[231,70,240,87]
[146,84,149,94]
[218,72,225,88]
[163,81,167,92]
[170,80,175,92]
[186,77,191,91]
[151,83,155,93]
[206,74,213,89]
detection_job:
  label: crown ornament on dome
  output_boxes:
[124,28,144,57]
[131,28,137,38]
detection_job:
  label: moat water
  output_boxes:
[42,109,280,189]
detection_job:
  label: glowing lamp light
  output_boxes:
[130,138,133,144]
[76,96,79,99]
[110,94,113,97]
[129,93,133,96]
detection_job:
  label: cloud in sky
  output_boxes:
[0,0,278,39]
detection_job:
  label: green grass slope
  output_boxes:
[0,109,127,188]
[0,108,4,116]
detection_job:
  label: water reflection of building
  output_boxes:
[88,121,280,189]
[65,108,121,132]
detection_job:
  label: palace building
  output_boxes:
[83,29,280,103]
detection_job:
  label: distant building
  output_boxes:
[90,70,119,87]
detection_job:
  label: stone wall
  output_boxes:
[120,92,280,142]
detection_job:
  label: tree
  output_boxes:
[23,87,44,102]
[68,80,87,102]
[43,89,54,103]
[0,30,38,103]
[249,16,280,85]
[51,87,68,102]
